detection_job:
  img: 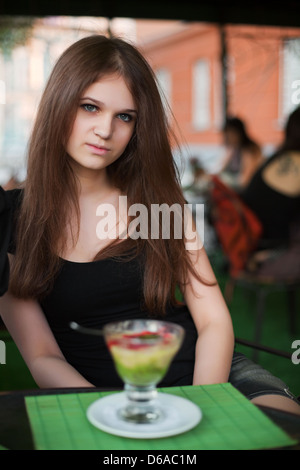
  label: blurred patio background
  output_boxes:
[1,15,300,186]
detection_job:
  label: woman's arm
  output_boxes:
[183,248,235,385]
[0,291,94,388]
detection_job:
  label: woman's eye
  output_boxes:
[118,113,133,122]
[81,104,98,113]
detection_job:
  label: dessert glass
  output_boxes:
[103,319,185,423]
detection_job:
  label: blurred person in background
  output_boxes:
[219,116,264,191]
[240,106,300,280]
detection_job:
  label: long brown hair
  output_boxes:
[10,34,211,314]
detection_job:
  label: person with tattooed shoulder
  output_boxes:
[241,106,300,280]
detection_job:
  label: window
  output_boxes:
[155,67,172,116]
[29,39,46,90]
[0,80,5,105]
[12,46,28,90]
[192,59,211,131]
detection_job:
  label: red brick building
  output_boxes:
[137,21,300,171]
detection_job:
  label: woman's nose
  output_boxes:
[93,115,113,140]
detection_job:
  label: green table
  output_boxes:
[20,383,297,451]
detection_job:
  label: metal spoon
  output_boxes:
[69,321,104,336]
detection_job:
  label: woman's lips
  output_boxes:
[86,143,110,155]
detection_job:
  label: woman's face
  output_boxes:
[66,74,137,178]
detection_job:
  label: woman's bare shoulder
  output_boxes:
[273,151,300,174]
[263,151,300,196]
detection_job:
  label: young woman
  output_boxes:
[0,35,299,414]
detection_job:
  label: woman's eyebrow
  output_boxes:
[80,96,137,114]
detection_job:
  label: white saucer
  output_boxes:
[86,391,202,439]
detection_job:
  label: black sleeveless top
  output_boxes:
[241,154,300,246]
[0,187,198,387]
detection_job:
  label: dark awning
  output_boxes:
[1,0,300,28]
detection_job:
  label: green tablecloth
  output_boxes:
[25,383,297,450]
